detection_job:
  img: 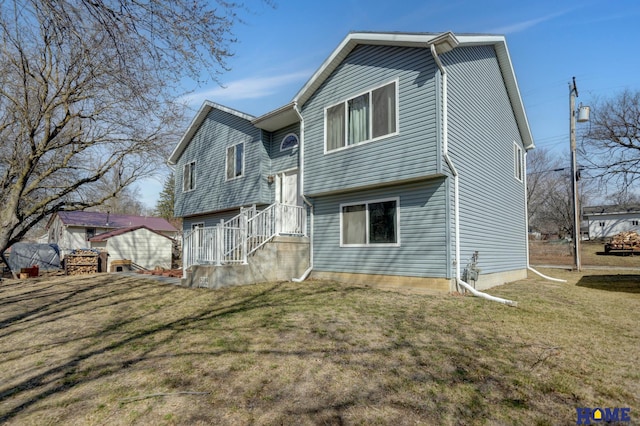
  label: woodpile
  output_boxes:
[65,250,99,275]
[605,231,640,253]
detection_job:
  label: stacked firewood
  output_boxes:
[606,231,640,251]
[65,250,99,275]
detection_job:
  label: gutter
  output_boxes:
[291,103,314,283]
[430,43,517,307]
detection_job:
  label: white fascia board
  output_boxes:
[168,101,255,165]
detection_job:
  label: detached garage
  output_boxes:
[89,226,174,271]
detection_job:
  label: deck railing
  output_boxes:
[182,203,305,275]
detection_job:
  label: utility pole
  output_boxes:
[569,77,590,271]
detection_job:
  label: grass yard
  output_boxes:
[0,270,638,425]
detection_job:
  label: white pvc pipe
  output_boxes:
[458,279,518,307]
[528,266,567,283]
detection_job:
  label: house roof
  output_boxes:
[88,225,174,242]
[170,31,534,164]
[168,101,255,165]
[53,211,178,233]
[583,205,640,217]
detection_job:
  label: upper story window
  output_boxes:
[514,143,523,182]
[183,161,196,192]
[340,197,399,247]
[226,142,244,180]
[325,80,398,153]
[280,133,299,151]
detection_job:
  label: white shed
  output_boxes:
[584,205,640,239]
[89,226,174,271]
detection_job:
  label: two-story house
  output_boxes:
[169,31,534,293]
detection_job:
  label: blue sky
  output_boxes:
[138,0,640,208]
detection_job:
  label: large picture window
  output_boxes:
[326,81,398,152]
[183,161,196,192]
[340,198,399,246]
[226,143,244,180]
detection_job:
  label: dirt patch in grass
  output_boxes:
[0,271,638,425]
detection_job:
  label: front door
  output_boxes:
[276,169,301,234]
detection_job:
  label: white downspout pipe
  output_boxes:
[431,44,517,307]
[293,195,314,282]
[291,103,314,283]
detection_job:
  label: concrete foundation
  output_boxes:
[182,236,309,289]
[310,270,452,295]
[462,268,528,291]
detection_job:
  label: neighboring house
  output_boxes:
[89,226,174,271]
[584,205,640,239]
[47,211,178,262]
[169,31,534,292]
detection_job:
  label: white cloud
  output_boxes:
[183,70,311,107]
[489,10,571,34]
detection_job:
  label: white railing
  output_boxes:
[183,226,218,270]
[183,203,306,273]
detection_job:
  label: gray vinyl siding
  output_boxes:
[174,108,268,218]
[312,179,448,278]
[443,45,528,274]
[302,45,440,196]
[270,123,300,174]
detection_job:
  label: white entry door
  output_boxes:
[276,169,301,234]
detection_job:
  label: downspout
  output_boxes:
[291,102,314,282]
[431,43,517,307]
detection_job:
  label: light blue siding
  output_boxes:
[174,108,268,217]
[312,179,448,278]
[270,123,300,174]
[443,45,528,274]
[302,45,441,196]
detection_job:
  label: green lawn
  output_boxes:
[0,270,638,425]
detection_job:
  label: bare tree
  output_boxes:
[0,0,255,266]
[527,148,595,238]
[582,89,640,193]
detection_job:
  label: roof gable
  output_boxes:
[168,101,256,165]
[55,211,178,232]
[292,31,533,151]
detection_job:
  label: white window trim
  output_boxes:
[280,133,299,152]
[514,142,523,182]
[183,161,196,192]
[225,142,245,181]
[324,79,400,154]
[339,196,401,247]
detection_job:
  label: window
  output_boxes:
[632,220,639,226]
[226,143,244,180]
[326,81,398,152]
[514,143,523,182]
[340,198,399,246]
[86,228,96,241]
[183,161,196,192]
[280,133,299,151]
[599,221,606,227]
